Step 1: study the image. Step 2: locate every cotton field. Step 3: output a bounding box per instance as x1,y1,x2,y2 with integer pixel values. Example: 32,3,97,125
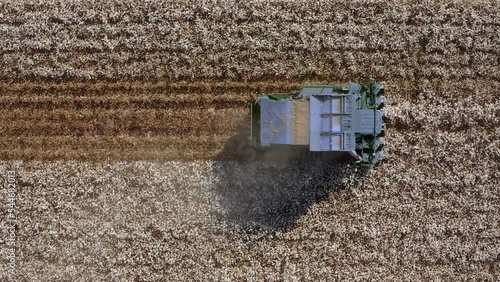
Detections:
0,0,499,281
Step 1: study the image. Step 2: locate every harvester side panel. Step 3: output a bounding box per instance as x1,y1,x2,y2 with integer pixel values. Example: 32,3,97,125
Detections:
310,94,355,152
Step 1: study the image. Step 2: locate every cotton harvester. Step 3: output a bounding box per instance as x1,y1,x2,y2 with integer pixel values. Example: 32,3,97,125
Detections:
245,80,385,167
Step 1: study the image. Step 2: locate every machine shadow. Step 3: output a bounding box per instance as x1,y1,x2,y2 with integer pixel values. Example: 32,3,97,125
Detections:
212,119,368,234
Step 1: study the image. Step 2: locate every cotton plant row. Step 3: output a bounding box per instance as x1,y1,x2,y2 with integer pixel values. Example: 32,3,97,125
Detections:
0,80,301,96
1,18,495,52
0,92,248,107
0,0,498,81
0,0,407,25
0,150,497,280
385,96,499,131
0,0,496,28
2,22,417,53
2,0,495,26
2,49,497,81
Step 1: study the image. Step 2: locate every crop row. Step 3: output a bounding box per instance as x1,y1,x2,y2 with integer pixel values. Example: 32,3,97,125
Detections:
0,0,498,81
1,0,498,26
0,93,248,110
0,80,298,95
0,135,231,161
0,107,245,136
3,23,497,53
2,51,498,81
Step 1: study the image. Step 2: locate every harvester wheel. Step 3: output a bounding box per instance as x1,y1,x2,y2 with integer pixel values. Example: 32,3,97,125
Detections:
378,129,386,137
